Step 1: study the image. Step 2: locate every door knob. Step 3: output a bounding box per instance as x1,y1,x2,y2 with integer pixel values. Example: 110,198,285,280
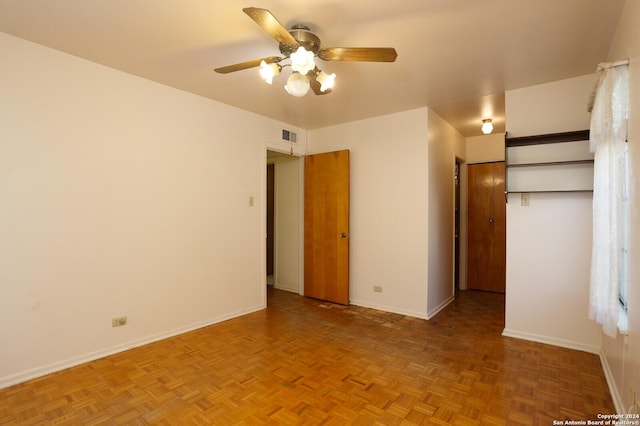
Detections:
339,232,350,239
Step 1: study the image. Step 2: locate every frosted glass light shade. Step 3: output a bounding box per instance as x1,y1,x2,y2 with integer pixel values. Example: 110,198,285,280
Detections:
259,60,280,84
285,72,310,97
290,47,315,75
482,119,493,134
316,71,336,92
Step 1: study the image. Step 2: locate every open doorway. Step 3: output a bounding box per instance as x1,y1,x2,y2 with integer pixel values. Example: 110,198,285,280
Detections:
266,163,275,285
266,150,303,298
455,159,461,291
455,157,468,292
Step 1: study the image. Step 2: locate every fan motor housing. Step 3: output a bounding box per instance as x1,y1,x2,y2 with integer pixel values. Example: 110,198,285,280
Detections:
280,25,321,56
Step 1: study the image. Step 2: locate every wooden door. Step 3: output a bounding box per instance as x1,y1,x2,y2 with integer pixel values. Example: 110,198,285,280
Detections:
304,150,350,304
467,162,506,293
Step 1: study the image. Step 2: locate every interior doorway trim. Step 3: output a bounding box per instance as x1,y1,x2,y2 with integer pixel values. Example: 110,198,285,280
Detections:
455,157,468,291
262,145,305,306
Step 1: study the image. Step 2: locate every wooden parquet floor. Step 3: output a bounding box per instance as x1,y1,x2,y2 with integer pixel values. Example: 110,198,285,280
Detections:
0,288,614,425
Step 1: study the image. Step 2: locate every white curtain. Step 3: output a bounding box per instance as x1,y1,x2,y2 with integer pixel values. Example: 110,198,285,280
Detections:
588,62,629,338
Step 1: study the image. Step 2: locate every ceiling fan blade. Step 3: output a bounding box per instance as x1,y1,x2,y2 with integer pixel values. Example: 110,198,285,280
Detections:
214,56,282,74
308,70,332,95
243,7,300,48
318,47,398,62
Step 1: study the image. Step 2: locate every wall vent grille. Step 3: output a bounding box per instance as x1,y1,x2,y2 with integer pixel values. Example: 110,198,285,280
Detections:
282,129,297,143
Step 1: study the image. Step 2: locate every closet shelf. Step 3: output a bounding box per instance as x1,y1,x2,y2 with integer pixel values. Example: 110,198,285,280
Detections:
505,129,592,199
507,159,594,168
506,130,590,147
506,189,593,194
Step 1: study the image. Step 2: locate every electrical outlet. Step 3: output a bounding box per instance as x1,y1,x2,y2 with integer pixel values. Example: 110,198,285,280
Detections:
112,316,127,327
373,285,383,293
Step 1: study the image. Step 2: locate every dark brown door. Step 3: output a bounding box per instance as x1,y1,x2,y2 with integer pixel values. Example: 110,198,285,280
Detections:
467,162,506,293
304,150,350,304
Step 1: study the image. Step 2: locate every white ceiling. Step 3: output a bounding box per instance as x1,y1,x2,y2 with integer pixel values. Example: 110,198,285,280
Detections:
0,0,625,136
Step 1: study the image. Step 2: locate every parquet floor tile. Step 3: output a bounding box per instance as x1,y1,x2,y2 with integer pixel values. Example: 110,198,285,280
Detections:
0,288,614,424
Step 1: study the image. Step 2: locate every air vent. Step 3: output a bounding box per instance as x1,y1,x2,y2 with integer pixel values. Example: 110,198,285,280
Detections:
282,129,297,143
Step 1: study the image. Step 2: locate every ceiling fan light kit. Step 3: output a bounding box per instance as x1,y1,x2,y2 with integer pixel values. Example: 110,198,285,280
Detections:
214,7,397,97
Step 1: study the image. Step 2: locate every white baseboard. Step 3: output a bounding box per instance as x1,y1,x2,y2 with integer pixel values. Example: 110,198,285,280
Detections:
427,295,455,319
349,299,429,320
598,348,625,414
502,328,600,354
0,304,265,390
274,284,299,294
350,294,455,321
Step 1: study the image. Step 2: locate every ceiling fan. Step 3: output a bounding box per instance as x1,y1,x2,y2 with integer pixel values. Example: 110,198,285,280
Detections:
214,7,398,97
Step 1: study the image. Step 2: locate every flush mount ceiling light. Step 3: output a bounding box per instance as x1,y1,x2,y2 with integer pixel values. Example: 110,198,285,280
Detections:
482,119,494,134
214,7,397,97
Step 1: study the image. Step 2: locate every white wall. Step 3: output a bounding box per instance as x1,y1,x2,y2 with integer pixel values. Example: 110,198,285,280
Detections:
504,75,603,353
427,110,466,317
600,0,640,414
0,32,298,388
273,155,302,294
308,109,431,318
307,107,464,319
506,75,596,138
466,133,506,164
